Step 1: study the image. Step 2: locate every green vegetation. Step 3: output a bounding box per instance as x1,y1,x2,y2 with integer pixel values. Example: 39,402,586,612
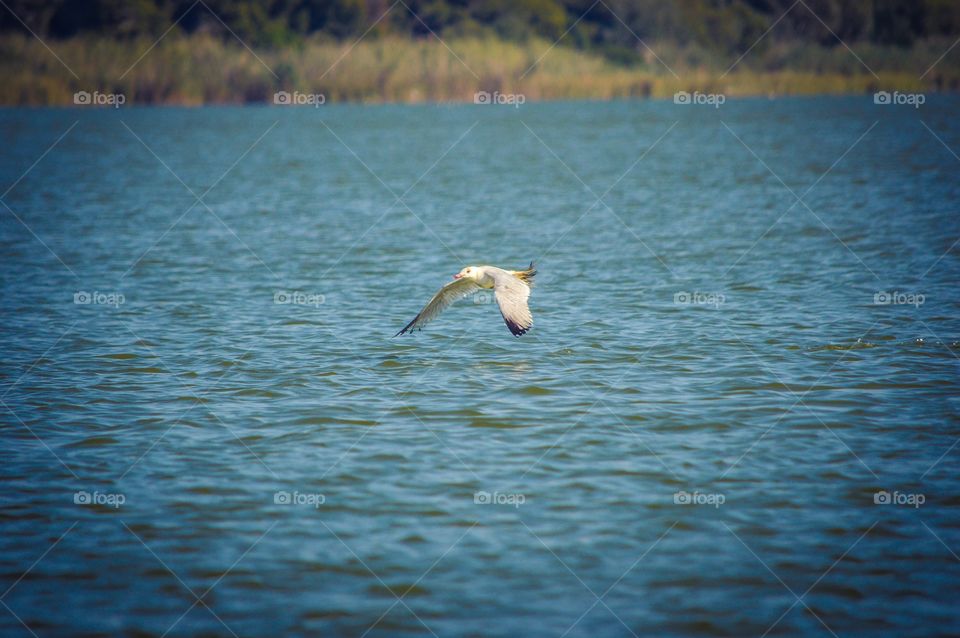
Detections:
6,0,960,52
1,1,958,104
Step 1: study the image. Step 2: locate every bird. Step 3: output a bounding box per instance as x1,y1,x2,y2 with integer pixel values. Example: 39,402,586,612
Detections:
395,262,537,337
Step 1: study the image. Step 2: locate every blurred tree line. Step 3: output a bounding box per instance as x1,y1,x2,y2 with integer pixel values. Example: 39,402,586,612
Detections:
2,0,959,58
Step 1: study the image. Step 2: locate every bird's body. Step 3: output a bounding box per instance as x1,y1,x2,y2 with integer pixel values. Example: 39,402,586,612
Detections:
395,262,536,337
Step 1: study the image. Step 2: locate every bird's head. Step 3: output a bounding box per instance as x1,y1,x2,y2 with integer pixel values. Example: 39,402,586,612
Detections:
453,266,480,282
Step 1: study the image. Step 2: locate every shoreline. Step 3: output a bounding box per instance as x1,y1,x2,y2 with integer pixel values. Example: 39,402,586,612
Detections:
1,89,955,109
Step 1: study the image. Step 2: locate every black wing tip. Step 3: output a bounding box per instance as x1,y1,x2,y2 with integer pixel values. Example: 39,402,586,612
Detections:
395,314,421,337
505,319,531,337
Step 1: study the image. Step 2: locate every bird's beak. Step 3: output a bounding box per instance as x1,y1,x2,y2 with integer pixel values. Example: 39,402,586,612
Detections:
452,273,463,279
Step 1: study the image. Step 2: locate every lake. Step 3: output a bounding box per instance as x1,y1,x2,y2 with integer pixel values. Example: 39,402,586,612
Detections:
1,97,959,637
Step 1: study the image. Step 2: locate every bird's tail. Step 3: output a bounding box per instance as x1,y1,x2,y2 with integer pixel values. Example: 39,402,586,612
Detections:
511,261,537,287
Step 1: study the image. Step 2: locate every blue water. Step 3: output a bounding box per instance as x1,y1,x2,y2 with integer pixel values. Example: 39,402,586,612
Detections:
1,97,959,637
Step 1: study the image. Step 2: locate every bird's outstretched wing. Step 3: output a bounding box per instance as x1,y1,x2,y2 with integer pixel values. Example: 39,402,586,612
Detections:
492,271,533,336
395,278,479,336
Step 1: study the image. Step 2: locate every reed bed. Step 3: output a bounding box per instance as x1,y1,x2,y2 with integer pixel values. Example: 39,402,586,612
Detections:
0,33,953,105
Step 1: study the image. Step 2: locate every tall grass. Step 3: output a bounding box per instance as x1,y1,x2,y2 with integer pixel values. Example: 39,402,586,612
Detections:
0,32,955,105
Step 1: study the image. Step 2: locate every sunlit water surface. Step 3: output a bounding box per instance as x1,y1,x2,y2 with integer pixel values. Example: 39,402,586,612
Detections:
1,98,959,637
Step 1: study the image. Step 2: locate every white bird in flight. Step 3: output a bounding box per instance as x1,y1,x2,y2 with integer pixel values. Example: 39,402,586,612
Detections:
395,262,537,337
